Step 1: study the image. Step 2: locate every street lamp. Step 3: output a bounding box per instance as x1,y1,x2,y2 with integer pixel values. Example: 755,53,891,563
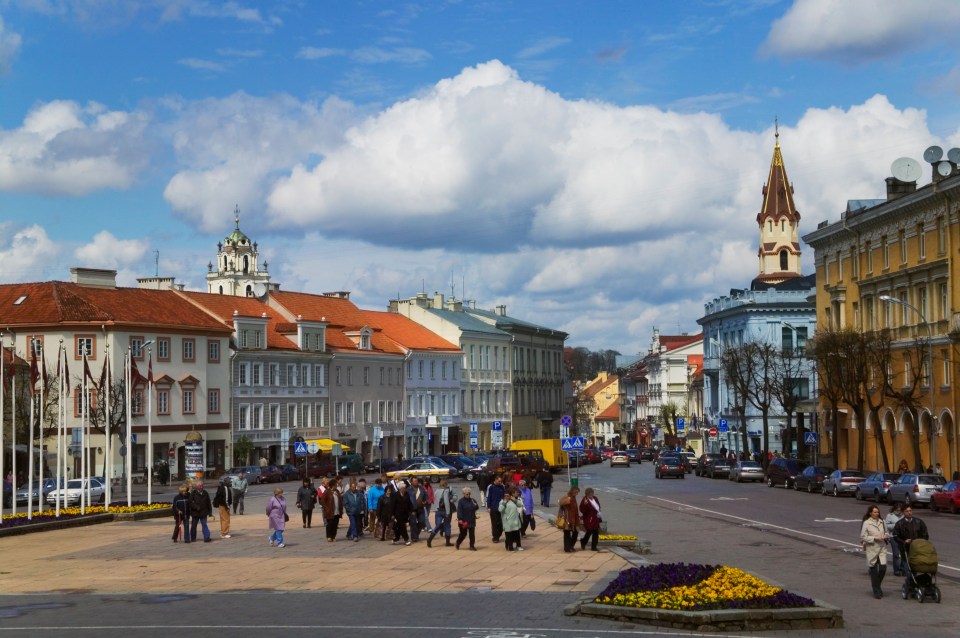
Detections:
879,294,936,469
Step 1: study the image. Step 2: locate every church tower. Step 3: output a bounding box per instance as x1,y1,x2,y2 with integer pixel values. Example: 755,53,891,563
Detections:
206,207,276,297
754,129,802,286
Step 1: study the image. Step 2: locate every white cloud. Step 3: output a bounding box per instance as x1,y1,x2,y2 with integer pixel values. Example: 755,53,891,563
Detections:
517,36,571,59
0,225,59,283
0,99,150,195
74,230,149,269
0,16,22,74
762,0,960,62
297,46,344,60
178,58,225,72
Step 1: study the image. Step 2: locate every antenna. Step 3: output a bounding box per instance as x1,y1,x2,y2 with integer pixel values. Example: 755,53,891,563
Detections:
937,161,952,177
154,250,160,277
948,148,960,164
923,145,944,163
891,157,922,183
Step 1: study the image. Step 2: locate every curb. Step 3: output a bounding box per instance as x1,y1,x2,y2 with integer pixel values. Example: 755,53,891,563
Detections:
0,506,171,538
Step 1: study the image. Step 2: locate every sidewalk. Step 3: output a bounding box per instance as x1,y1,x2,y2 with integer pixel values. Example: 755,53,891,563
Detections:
0,500,629,595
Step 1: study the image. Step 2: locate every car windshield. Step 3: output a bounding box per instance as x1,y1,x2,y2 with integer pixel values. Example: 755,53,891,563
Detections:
741,462,761,468
66,480,83,489
920,476,946,485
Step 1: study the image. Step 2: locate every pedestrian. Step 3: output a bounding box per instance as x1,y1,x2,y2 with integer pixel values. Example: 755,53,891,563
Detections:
517,480,536,536
455,486,479,551
422,477,435,524
486,475,505,543
212,476,232,539
499,488,524,551
344,479,366,541
884,502,905,576
893,504,929,592
537,468,553,507
366,478,385,535
558,487,581,553
356,478,367,537
231,470,248,515
320,477,344,542
316,477,330,528
377,483,396,541
392,483,412,545
477,471,491,508
427,477,454,547
296,478,317,528
408,477,428,542
188,481,213,543
171,484,189,543
933,463,944,477
579,487,602,551
860,504,889,599
897,459,909,474
266,486,287,548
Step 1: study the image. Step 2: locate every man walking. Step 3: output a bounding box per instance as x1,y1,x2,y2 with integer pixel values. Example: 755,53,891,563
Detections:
212,476,232,538
367,478,385,535
408,477,428,542
518,479,536,536
188,481,213,543
486,475,505,543
231,470,248,515
427,478,454,547
344,479,366,541
893,504,930,592
537,468,553,507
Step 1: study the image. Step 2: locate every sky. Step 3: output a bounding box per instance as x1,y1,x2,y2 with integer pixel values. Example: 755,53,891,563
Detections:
2,0,960,356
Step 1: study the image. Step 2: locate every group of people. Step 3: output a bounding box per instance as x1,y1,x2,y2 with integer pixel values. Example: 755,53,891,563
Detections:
171,477,234,543
556,486,603,553
859,501,930,599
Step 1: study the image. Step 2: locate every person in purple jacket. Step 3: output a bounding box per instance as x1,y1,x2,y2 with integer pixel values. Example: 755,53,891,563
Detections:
266,487,287,548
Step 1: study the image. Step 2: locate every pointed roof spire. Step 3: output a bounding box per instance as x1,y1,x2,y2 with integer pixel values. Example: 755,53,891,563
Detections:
756,127,797,224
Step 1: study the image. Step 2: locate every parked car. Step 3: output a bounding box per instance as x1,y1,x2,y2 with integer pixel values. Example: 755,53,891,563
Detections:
610,452,630,467
601,448,616,460
566,451,587,467
793,465,832,493
333,453,365,476
624,448,641,464
695,453,723,477
679,452,696,473
14,477,65,506
638,448,656,462
364,457,401,475
258,465,283,483
440,454,481,481
704,456,733,479
821,469,867,497
583,449,603,464
298,458,337,479
654,456,685,479
386,462,455,483
855,472,901,503
929,480,960,514
887,473,947,506
728,460,764,483
766,457,807,489
277,464,300,481
46,478,105,506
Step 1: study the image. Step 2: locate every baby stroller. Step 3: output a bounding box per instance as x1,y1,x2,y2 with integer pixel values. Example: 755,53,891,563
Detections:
901,538,941,603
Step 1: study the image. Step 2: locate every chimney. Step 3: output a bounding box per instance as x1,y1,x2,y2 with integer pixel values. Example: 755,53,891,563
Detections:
495,304,507,316
136,276,176,290
886,177,917,201
70,267,117,288
322,291,351,299
433,293,445,309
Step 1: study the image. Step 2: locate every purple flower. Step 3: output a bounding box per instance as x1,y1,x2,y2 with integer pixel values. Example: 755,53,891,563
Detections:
598,563,719,598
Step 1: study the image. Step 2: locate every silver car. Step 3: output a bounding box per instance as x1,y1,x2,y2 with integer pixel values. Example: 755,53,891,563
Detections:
887,473,947,506
728,460,764,483
46,478,106,507
854,472,901,503
821,469,866,497
15,477,64,506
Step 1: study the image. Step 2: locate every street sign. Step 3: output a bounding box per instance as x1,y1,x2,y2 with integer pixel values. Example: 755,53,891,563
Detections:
560,415,572,427
294,441,308,456
470,422,479,433
640,428,648,436
469,432,479,449
307,442,319,454
373,426,382,442
441,426,449,445
561,436,585,451
560,425,569,439
718,418,728,433
677,418,685,431
804,431,818,445
332,443,343,456
131,433,137,444
708,427,718,437
492,420,502,431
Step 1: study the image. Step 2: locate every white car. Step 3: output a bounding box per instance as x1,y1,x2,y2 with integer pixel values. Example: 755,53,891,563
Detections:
46,478,106,507
610,453,630,467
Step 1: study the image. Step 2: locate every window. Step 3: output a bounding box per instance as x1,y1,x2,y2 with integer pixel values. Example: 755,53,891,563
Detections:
418,360,424,379
238,362,249,386
904,357,912,386
157,389,170,415
182,389,194,415
781,325,807,354
130,336,145,359
866,297,875,331
182,338,195,362
208,389,220,414
157,337,171,362
938,216,946,254
851,244,859,278
363,366,369,385
287,364,298,387
314,364,325,387
346,402,355,423
442,361,447,380
918,223,926,259
347,368,352,385
939,283,948,321
836,250,842,280
882,235,889,269
387,401,394,422
301,364,310,387
27,336,43,358
75,335,95,359
269,404,279,428
899,230,907,264
898,291,909,325
251,404,262,429
287,404,297,429
300,403,310,428
430,360,435,379
269,363,280,386
919,286,929,320
208,340,220,363
942,349,950,386
316,403,325,428
334,402,343,424
132,389,144,415
238,405,248,430
780,249,788,271
865,241,873,273
469,345,475,369
363,401,371,424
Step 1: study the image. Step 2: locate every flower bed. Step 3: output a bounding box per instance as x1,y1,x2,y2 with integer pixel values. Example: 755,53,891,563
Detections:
598,534,637,541
0,502,171,536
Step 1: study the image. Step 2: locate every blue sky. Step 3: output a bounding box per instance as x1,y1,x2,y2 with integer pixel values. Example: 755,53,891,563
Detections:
2,0,960,354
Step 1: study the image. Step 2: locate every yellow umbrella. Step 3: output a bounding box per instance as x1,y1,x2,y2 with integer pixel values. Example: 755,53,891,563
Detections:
305,438,352,453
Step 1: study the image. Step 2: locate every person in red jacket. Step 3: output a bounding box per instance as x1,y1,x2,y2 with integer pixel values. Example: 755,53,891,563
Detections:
578,487,602,551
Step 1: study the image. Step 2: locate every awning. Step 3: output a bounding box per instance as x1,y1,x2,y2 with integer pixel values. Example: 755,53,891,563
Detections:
304,438,352,453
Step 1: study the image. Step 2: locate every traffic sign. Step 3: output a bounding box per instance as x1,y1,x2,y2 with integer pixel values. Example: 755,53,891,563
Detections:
492,420,502,431
469,432,479,449
307,442,319,454
560,415,572,427
804,431,818,445
708,427,718,437
640,428,647,436
470,422,479,433
676,418,685,431
718,418,728,433
561,436,585,451
294,441,308,455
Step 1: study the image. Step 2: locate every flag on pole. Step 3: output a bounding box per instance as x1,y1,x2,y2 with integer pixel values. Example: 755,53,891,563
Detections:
83,354,94,384
30,352,39,387
99,357,109,392
131,358,145,387
147,353,153,384
54,345,70,395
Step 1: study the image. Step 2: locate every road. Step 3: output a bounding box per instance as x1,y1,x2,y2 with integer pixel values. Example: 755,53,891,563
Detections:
0,460,957,638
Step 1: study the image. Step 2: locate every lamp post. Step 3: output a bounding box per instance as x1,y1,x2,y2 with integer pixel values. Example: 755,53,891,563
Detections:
880,295,936,469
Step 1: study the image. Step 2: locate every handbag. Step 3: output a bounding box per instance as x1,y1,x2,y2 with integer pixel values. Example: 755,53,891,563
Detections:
555,507,567,529
283,512,290,522
458,519,469,529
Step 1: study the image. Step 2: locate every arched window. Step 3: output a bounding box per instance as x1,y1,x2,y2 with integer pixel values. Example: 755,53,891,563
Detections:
243,255,249,274
223,256,228,270
218,285,223,295
246,284,253,297
768,220,772,232
780,249,789,270
781,219,785,232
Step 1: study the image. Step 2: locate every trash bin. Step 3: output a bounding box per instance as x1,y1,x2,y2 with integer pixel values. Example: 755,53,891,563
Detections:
570,476,579,489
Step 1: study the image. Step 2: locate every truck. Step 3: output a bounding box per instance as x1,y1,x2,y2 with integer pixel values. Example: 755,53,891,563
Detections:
510,439,568,472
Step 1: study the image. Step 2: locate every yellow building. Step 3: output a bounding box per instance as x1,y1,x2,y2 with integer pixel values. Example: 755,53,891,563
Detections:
803,148,960,476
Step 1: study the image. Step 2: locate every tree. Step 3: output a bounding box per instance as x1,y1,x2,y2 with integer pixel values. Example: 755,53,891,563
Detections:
877,328,928,472
658,402,681,438
721,344,756,457
771,346,807,456
807,329,846,471
234,435,253,465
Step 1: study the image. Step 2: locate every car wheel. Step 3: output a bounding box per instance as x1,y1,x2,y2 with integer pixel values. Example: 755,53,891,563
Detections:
465,472,475,481
794,480,800,491
855,489,863,501
930,500,939,512
806,482,813,494
821,485,828,495
767,477,774,488
874,490,882,503
833,486,840,497
784,479,790,489
950,502,958,515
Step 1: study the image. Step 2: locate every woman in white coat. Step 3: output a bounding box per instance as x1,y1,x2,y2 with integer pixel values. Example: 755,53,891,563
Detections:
860,504,889,599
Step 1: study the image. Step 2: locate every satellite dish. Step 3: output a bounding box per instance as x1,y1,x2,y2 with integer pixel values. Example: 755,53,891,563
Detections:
891,157,922,183
937,161,953,177
923,145,944,163
253,283,268,298
948,148,960,164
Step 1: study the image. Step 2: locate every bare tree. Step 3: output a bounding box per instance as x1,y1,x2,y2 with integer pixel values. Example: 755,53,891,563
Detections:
877,328,928,472
807,330,846,471
771,347,807,456
721,344,756,457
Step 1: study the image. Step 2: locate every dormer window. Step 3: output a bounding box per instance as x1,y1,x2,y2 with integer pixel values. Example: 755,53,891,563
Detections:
360,332,371,350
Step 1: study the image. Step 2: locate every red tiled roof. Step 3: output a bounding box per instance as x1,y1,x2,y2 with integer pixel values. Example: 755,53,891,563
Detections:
595,403,620,420
359,310,460,353
0,282,232,333
178,291,297,351
658,333,702,352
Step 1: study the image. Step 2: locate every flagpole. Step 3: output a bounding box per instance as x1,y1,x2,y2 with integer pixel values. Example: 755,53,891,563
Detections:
37,344,45,516
1,334,5,517
104,343,111,511
125,349,132,507
11,344,17,518
81,352,88,515
56,341,63,518
27,353,35,521
146,348,153,505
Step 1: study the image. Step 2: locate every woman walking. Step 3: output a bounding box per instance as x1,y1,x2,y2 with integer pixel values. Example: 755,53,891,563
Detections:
296,478,317,528
266,487,287,548
455,487,479,551
499,487,524,551
860,504,889,598
579,487,602,551
884,502,905,576
171,485,189,542
558,486,581,553
377,484,396,541
320,477,343,542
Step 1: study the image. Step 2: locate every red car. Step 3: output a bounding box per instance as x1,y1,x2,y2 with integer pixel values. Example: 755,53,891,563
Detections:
584,449,603,464
930,480,960,514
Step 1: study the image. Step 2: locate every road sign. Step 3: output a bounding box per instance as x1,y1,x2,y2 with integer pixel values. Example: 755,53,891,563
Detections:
640,428,648,436
492,420,502,431
804,431,818,445
469,432,479,449
708,427,718,437
560,425,569,439
441,426,449,445
718,418,728,433
561,436,585,451
677,418,685,431
561,415,572,427
470,422,479,433
307,442,319,454
294,441,308,455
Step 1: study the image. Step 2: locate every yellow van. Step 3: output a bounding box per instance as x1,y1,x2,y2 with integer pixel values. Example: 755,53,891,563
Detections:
509,439,568,471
